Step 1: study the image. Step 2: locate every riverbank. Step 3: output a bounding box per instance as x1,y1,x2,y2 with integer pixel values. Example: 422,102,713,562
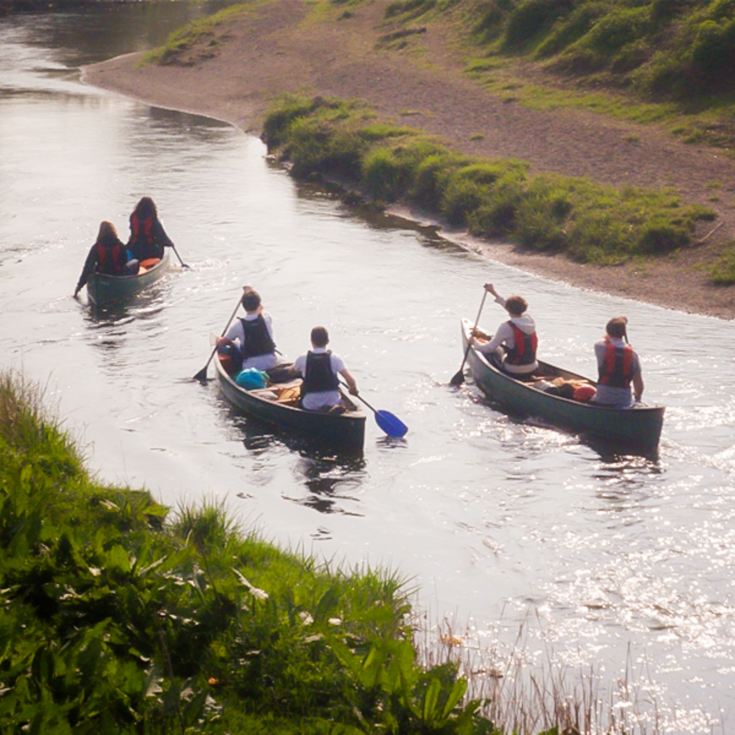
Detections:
82,0,735,319
0,370,490,732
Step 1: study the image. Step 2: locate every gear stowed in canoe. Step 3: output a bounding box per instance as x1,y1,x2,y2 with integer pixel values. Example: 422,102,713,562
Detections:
459,319,665,450
85,251,171,305
214,355,367,452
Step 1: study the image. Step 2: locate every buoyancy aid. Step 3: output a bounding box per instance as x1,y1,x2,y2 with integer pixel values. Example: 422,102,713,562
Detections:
598,337,635,388
130,213,155,246
301,351,339,396
505,321,538,365
95,241,126,275
239,315,276,359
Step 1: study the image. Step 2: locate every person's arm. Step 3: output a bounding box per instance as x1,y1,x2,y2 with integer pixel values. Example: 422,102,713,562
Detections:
217,320,243,348
339,367,359,396
633,370,644,403
484,283,506,309
154,218,174,248
473,322,510,354
74,246,97,296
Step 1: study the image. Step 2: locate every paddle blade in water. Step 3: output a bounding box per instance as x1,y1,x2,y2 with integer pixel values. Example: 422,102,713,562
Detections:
193,367,208,382
375,410,408,438
449,369,465,386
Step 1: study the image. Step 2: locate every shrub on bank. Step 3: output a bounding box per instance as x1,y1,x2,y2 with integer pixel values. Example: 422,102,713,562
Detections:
263,95,714,265
0,371,491,733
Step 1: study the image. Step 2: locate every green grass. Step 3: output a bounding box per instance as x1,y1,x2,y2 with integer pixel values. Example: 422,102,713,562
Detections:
0,370,492,733
264,94,715,265
404,1,735,150
141,3,253,65
708,241,735,284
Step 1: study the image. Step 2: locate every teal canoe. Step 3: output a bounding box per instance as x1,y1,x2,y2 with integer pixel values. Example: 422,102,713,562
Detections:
461,319,665,450
86,251,170,305
215,356,366,452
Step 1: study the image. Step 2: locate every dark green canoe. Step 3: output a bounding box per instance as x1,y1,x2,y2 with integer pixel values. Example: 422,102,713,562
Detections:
86,251,170,305
461,319,665,450
215,357,366,452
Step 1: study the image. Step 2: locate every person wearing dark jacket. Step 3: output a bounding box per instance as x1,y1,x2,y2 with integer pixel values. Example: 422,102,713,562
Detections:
127,196,174,261
74,221,129,297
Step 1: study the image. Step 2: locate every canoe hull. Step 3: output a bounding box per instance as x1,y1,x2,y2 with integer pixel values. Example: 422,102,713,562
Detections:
215,358,366,452
461,320,664,450
86,251,170,305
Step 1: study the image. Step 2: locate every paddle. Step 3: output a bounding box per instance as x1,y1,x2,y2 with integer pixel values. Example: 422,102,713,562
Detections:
450,289,488,386
340,381,408,438
193,289,245,382
170,244,191,270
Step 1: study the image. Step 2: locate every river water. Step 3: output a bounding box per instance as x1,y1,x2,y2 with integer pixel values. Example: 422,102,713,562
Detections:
1,6,734,732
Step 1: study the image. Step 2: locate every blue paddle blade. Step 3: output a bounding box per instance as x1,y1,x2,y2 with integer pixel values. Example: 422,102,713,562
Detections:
375,410,408,438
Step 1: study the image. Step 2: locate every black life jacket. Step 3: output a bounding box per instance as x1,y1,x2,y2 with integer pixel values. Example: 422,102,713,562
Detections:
598,337,635,388
95,241,126,275
239,315,276,359
301,351,339,396
505,321,538,365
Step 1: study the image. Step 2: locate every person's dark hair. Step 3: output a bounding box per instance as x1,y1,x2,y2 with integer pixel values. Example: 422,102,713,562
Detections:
606,316,628,339
242,289,261,312
96,220,119,246
505,295,527,316
310,326,329,348
134,196,157,220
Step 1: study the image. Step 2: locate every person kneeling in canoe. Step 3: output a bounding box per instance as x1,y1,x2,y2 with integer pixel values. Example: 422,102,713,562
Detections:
472,283,538,379
127,196,174,262
591,316,644,408
73,220,135,297
217,288,279,373
294,326,359,412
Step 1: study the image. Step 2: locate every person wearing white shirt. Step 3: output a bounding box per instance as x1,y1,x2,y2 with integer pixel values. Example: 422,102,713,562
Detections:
471,283,539,377
217,289,278,372
293,326,358,411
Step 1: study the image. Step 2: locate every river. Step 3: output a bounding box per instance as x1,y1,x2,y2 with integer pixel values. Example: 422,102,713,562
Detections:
1,5,734,732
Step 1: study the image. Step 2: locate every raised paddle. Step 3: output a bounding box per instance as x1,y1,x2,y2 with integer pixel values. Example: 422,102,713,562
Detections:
450,289,488,386
340,381,408,438
170,244,191,270
193,289,245,382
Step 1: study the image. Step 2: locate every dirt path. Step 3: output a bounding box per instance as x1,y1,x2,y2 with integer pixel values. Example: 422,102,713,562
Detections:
83,0,735,319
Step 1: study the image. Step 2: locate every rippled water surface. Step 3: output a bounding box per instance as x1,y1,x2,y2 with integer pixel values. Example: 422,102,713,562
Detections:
1,7,734,732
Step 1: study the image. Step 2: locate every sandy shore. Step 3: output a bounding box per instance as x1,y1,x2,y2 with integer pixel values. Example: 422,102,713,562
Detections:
83,0,735,319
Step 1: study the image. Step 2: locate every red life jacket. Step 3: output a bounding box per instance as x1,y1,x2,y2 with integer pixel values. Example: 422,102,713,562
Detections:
505,321,538,365
130,213,155,246
95,241,126,275
598,337,635,388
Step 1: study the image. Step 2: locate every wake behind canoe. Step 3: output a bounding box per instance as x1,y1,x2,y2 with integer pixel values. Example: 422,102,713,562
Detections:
460,319,664,450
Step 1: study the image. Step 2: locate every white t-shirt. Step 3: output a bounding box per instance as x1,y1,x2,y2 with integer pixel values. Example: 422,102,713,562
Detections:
293,348,345,410
225,312,278,371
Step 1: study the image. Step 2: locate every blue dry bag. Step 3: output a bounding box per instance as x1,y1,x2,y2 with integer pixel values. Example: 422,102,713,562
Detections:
235,368,268,390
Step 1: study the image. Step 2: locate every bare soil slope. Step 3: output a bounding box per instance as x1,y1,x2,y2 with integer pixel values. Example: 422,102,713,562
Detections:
83,0,735,318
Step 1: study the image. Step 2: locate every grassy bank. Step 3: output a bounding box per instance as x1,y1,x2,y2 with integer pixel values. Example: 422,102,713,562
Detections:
380,0,735,149
0,371,492,733
263,94,715,267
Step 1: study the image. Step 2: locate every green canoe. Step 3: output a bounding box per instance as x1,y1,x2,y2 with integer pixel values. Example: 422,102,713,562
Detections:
86,251,170,305
461,319,665,450
215,357,366,452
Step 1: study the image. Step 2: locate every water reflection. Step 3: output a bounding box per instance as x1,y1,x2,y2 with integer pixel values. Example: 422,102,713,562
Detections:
290,453,366,516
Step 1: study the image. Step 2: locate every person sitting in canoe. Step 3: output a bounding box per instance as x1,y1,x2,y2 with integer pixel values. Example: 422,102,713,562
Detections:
216,288,279,373
73,220,133,297
471,283,538,378
293,326,359,411
591,316,644,408
126,196,174,262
